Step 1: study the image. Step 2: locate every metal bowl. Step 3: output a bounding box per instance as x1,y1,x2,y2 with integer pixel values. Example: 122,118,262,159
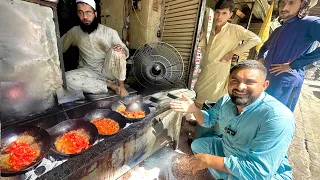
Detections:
1,125,51,175
83,109,127,135
47,119,98,156
111,101,150,122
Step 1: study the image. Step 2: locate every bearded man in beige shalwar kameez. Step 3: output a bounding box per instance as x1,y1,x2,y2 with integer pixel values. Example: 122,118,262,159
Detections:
61,0,129,97
194,0,261,108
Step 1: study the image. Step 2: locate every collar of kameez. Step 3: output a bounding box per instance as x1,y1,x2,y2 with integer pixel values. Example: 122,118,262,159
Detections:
221,22,229,31
240,92,266,114
280,16,300,25
212,22,229,33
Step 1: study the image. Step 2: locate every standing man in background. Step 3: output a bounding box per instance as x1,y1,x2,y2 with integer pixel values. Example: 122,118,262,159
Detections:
188,0,261,137
194,0,261,108
257,0,320,111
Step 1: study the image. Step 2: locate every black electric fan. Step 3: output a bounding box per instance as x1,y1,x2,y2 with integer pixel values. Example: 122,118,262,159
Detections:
132,42,184,90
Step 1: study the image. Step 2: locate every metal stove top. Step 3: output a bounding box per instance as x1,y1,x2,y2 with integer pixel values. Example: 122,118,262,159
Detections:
1,88,195,180
23,123,134,180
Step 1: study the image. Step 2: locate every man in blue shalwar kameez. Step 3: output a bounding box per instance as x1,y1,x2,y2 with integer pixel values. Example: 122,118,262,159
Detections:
257,0,320,111
170,60,295,179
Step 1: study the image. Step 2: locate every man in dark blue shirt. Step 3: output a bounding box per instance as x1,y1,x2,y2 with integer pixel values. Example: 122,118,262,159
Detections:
257,0,320,111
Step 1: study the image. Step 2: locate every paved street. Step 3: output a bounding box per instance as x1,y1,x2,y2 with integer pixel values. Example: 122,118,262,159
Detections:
289,80,320,180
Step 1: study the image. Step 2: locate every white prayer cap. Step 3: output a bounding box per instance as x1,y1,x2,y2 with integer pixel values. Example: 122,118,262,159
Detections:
76,0,96,10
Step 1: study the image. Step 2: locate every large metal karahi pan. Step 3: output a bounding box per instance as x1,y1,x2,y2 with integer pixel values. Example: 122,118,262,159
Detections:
1,125,51,175
47,119,98,156
111,96,150,122
83,109,127,135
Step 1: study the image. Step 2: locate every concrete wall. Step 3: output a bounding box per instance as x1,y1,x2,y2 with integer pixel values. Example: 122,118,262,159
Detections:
129,0,161,49
100,0,162,49
100,0,126,40
206,0,215,9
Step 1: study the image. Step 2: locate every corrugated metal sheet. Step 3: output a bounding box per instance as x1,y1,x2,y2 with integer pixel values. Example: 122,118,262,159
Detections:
161,0,201,79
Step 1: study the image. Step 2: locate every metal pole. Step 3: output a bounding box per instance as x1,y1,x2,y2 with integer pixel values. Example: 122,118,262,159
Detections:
187,0,207,89
246,1,256,29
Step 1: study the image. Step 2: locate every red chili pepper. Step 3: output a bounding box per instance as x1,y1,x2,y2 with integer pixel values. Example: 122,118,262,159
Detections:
55,130,89,154
3,140,40,171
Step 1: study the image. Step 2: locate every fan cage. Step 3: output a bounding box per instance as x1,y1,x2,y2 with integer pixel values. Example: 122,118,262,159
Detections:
132,42,185,90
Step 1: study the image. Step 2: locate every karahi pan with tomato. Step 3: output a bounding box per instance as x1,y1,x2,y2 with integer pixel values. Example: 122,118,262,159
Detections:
83,109,126,135
111,100,150,122
1,125,51,175
48,119,98,156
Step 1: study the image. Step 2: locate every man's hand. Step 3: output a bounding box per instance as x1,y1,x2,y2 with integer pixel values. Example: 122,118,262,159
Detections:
220,51,234,62
119,87,128,97
257,58,265,64
113,44,127,55
170,94,198,113
190,154,208,174
269,63,292,76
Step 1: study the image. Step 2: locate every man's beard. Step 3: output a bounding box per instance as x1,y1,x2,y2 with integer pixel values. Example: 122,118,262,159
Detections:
229,89,259,106
279,11,296,21
80,17,99,34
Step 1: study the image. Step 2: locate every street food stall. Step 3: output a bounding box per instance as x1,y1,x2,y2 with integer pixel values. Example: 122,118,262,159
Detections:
0,0,202,179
